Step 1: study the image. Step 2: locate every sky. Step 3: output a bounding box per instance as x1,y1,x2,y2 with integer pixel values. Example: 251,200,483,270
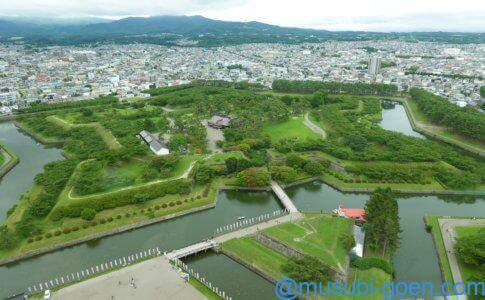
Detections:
1,0,484,32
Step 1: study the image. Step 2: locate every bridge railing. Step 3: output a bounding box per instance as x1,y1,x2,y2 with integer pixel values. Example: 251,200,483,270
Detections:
213,209,289,237
25,247,162,295
172,258,232,300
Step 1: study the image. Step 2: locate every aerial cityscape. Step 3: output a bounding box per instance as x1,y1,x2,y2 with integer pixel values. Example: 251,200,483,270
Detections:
0,0,484,299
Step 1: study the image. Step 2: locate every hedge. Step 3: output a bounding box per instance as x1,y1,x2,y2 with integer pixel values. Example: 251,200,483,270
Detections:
50,179,190,220
351,257,394,275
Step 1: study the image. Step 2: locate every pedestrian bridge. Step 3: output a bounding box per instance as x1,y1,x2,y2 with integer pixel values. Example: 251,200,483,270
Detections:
270,181,299,213
165,240,215,260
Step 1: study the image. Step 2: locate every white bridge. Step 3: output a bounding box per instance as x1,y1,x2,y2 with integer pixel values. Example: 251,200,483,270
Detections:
270,181,299,213
165,240,216,260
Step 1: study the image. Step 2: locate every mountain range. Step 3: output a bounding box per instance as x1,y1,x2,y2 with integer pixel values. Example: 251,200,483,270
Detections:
0,15,482,45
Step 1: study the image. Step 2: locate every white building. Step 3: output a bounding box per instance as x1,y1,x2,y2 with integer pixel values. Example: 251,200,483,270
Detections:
368,56,381,76
138,130,170,156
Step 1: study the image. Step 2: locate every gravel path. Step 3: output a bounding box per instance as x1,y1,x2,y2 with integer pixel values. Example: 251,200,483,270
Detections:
303,112,327,139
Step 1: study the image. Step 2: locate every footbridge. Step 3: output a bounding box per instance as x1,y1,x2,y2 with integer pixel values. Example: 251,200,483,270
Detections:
270,181,299,213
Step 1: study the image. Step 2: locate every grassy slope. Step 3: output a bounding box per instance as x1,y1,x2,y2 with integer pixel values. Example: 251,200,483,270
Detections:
46,115,121,150
405,98,485,154
454,226,485,282
0,150,4,166
188,278,222,300
222,236,288,280
264,212,352,271
353,268,392,300
424,216,454,283
261,116,320,143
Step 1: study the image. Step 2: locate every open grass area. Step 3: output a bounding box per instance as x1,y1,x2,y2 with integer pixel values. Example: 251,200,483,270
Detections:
0,150,4,166
353,268,392,300
424,216,454,283
261,116,320,143
222,236,288,280
454,225,485,282
264,212,353,272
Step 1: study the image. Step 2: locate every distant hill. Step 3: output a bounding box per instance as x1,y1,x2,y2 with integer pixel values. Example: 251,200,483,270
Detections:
0,15,482,45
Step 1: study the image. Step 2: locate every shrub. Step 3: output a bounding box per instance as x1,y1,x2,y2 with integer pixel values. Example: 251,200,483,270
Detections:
81,208,97,221
154,205,160,210
176,200,182,205
169,202,175,207
54,230,62,236
161,203,168,208
116,215,122,219
107,217,113,222
90,221,98,226
100,219,106,224
62,228,71,234
27,238,34,243
71,226,79,231
184,199,188,203
82,223,89,229
125,213,131,217
147,208,152,212
351,257,393,274
45,233,53,239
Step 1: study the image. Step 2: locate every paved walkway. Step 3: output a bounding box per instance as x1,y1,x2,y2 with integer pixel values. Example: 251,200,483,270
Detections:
270,181,299,213
165,212,303,259
303,112,327,139
438,218,485,289
51,257,206,300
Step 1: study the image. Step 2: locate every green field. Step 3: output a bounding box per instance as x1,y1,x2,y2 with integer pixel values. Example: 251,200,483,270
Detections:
261,116,320,143
424,216,454,283
0,149,4,166
222,236,288,280
353,268,392,300
264,212,353,272
454,225,485,282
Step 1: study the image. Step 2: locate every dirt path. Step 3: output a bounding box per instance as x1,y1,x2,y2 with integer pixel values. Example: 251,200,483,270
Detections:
303,112,327,139
201,120,223,153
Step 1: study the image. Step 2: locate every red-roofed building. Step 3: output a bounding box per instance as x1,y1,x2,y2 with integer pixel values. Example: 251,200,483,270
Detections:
337,204,366,223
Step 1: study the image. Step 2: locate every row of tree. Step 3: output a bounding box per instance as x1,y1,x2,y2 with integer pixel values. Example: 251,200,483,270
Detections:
410,88,485,141
272,79,398,96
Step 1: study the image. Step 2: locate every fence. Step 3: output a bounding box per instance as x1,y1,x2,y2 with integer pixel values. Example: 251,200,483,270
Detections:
26,247,162,294
172,258,231,300
213,209,288,236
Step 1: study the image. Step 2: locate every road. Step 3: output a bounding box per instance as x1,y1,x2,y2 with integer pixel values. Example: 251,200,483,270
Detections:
303,112,327,139
51,257,206,300
438,218,485,288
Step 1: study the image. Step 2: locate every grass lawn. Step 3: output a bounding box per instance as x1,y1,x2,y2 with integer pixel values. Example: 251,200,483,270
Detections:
454,225,485,282
221,236,288,280
424,216,454,283
353,268,392,300
264,212,353,272
204,151,244,165
261,116,320,143
189,277,222,300
0,150,4,166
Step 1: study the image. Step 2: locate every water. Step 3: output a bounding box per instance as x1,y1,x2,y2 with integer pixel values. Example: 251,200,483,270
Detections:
285,181,485,286
380,102,425,138
1,121,485,299
0,122,63,223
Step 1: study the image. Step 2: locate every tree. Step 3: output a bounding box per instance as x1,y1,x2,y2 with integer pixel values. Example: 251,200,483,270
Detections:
364,188,400,255
344,134,368,151
81,208,97,221
236,167,270,187
286,153,307,170
310,90,328,108
225,157,238,174
455,229,485,267
303,160,324,176
195,165,214,184
269,165,298,184
282,255,332,283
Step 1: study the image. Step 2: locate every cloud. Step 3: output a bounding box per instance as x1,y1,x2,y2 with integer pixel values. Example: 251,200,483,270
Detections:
1,0,484,31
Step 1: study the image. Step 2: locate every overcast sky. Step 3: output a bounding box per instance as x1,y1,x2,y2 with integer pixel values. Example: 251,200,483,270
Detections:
1,0,484,32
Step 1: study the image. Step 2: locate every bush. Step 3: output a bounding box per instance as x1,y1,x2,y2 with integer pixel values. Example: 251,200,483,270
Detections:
45,232,53,239
82,223,89,229
90,221,98,226
71,226,79,231
169,202,175,207
54,230,62,236
50,179,191,220
269,165,298,184
125,213,131,217
161,203,168,208
154,205,160,210
236,167,271,187
116,215,122,219
351,257,393,274
62,228,71,234
107,217,113,222
81,208,97,221
100,219,106,224
27,238,34,243
176,200,182,205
